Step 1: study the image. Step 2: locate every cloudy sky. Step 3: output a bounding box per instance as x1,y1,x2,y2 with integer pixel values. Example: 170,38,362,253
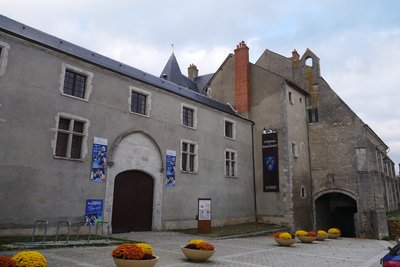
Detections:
2,0,400,172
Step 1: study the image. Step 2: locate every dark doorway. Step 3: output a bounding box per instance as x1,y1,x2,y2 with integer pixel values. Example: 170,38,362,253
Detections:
112,170,154,233
315,193,357,237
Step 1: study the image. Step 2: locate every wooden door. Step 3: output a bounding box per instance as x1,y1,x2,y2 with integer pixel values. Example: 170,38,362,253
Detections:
112,170,154,233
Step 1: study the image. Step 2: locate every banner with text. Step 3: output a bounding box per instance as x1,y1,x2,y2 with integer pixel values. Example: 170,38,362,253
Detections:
166,150,176,186
262,131,279,192
90,137,107,183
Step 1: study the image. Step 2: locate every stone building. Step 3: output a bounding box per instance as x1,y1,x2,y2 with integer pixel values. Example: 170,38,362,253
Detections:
205,42,398,238
0,15,255,235
0,15,398,238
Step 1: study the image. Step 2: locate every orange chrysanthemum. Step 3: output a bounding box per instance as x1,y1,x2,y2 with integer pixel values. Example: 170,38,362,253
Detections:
196,242,214,251
112,244,145,260
0,255,16,267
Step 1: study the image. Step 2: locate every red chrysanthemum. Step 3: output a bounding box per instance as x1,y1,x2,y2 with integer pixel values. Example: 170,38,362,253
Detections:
0,255,16,267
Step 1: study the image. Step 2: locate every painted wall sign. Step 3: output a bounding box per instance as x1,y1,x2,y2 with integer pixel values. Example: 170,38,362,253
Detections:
198,198,211,220
90,137,107,182
262,131,279,192
84,199,103,226
166,149,176,186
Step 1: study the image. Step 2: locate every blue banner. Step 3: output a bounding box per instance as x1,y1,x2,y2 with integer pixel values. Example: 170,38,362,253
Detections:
166,150,176,186
90,137,107,182
84,199,103,226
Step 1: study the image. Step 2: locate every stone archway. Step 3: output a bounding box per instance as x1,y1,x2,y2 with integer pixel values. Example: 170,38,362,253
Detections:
104,131,163,233
315,192,358,237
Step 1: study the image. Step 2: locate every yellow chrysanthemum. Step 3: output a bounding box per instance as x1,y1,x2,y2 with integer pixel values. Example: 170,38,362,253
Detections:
188,239,206,245
295,230,308,236
12,251,47,267
279,232,293,240
317,230,327,235
328,228,340,234
136,243,154,255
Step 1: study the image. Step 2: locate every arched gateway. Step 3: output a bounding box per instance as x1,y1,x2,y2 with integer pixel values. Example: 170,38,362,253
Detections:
315,192,358,237
104,130,163,233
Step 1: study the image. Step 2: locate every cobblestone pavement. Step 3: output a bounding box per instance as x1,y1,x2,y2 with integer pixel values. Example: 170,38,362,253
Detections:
18,232,392,266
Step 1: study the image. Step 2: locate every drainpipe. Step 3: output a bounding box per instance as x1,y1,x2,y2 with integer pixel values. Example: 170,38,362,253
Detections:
251,122,258,227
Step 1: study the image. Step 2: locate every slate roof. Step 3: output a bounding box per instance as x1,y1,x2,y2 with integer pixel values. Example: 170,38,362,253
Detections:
160,52,214,93
0,15,241,118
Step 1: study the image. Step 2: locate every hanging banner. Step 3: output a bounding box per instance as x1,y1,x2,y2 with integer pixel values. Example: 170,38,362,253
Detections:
84,199,103,226
166,150,176,186
90,137,108,183
262,131,279,192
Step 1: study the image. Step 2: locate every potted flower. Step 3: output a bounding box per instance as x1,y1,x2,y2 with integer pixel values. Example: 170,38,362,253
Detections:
316,230,328,241
295,230,317,243
11,251,47,267
0,255,16,267
181,239,215,262
272,232,296,246
328,228,341,239
112,243,159,267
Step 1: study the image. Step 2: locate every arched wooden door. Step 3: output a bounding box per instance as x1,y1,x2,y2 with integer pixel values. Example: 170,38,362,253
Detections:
112,170,154,233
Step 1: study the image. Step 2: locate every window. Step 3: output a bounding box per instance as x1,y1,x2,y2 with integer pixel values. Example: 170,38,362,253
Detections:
183,107,194,127
0,40,10,77
225,150,237,177
308,108,319,123
181,140,197,173
131,91,146,114
291,142,298,158
224,119,235,139
54,114,88,160
129,86,151,117
301,186,306,198
288,91,293,104
181,104,197,128
63,70,87,98
60,63,93,100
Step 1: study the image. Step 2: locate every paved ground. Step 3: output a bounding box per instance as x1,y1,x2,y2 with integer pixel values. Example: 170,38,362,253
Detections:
5,231,393,266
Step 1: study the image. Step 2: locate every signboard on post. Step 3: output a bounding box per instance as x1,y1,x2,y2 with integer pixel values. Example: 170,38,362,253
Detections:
197,198,211,234
262,130,279,192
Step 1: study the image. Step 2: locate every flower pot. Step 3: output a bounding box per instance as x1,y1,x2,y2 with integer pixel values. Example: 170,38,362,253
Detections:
274,238,296,246
328,233,340,239
113,256,159,267
316,234,328,241
297,235,317,243
181,246,215,261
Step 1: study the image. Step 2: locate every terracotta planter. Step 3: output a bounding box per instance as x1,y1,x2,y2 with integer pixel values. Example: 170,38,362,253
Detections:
328,233,340,239
316,234,328,241
297,235,317,243
274,238,296,246
112,256,159,267
181,246,215,261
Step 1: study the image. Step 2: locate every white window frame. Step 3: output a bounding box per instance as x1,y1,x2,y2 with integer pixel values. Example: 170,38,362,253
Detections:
181,103,197,129
59,63,93,101
180,139,198,173
0,40,10,77
53,112,89,161
291,142,299,158
129,86,152,117
224,118,236,140
225,149,237,178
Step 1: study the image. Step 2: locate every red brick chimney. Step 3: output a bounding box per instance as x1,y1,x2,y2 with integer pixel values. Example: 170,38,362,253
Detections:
234,41,250,113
